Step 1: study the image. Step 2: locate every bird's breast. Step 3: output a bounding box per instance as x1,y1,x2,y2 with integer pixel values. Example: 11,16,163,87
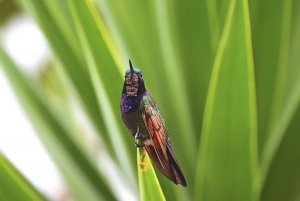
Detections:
121,108,149,139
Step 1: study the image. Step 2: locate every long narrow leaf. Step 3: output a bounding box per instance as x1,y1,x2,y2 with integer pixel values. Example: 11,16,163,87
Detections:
261,99,300,201
251,0,293,155
194,1,259,200
261,1,300,199
41,0,81,58
171,0,212,146
67,0,136,189
0,45,116,201
259,0,299,186
137,148,166,201
0,153,45,201
18,0,117,160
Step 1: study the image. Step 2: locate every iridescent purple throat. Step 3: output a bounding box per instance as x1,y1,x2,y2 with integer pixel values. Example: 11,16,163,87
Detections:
120,91,146,113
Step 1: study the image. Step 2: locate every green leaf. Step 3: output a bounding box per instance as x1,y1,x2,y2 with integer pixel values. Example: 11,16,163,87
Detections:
137,148,166,201
0,153,45,201
0,45,116,201
194,0,259,201
18,0,117,160
67,0,136,189
250,0,293,156
171,0,212,145
258,0,300,187
261,100,300,201
41,0,82,58
3,0,300,200
260,1,300,199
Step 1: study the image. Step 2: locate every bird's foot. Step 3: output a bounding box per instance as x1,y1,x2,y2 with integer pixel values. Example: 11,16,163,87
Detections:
134,127,144,147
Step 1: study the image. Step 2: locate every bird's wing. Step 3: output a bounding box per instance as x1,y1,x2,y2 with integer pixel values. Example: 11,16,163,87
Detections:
140,94,186,186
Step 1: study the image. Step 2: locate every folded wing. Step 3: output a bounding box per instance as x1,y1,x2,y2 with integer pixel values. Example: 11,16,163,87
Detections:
140,95,187,186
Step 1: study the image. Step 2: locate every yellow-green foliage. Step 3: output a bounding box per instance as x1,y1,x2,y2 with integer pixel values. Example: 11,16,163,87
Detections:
0,0,300,200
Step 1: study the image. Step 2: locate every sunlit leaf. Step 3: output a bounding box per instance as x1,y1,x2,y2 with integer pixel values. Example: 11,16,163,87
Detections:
67,0,136,189
18,0,118,160
0,153,45,201
0,45,116,201
137,148,166,201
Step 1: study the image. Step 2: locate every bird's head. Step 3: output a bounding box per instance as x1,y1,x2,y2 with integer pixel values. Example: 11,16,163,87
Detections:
123,59,146,97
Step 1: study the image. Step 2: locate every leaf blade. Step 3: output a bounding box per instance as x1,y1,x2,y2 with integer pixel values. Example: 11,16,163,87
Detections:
260,1,300,199
194,0,259,200
0,45,116,201
137,148,166,201
67,0,136,189
261,100,300,201
18,0,118,160
0,153,45,201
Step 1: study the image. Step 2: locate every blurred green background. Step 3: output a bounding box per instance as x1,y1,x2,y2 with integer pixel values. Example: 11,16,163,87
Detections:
0,0,299,200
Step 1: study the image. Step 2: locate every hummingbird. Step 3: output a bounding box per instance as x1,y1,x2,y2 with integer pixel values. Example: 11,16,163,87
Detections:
120,59,187,186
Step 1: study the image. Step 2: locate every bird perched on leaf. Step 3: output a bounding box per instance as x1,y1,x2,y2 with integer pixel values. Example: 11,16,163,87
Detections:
120,59,187,186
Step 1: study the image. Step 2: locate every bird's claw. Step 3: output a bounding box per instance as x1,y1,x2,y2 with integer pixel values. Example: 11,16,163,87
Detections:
134,127,144,147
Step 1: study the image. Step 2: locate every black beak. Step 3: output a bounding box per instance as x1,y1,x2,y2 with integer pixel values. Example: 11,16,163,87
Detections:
129,59,134,73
